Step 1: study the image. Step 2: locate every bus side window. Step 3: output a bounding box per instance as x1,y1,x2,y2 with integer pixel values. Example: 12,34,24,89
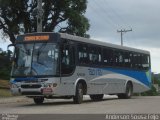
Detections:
88,46,101,65
141,54,150,70
137,54,142,69
123,52,131,68
113,50,119,66
103,48,113,66
132,53,142,69
118,51,123,67
132,53,137,69
61,45,75,75
78,44,88,65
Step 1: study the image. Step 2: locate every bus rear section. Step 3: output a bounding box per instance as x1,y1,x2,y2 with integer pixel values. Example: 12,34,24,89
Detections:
73,39,151,99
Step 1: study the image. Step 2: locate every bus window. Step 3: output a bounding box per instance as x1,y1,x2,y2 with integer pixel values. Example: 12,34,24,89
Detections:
117,51,123,67
129,53,133,68
88,46,101,65
123,52,131,68
61,45,75,75
103,48,114,66
113,50,123,67
137,54,142,69
132,53,142,69
78,44,88,65
141,54,150,70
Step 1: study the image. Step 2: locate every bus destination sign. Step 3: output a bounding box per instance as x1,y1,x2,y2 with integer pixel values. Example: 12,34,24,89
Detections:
24,35,49,41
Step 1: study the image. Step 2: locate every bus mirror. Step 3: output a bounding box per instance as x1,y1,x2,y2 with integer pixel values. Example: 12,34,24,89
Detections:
7,44,15,60
7,44,15,49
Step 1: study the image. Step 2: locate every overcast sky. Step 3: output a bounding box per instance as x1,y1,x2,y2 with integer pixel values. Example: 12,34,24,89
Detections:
0,0,160,73
85,0,160,73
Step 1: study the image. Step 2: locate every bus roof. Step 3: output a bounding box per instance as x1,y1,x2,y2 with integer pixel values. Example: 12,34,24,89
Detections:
18,32,150,55
60,33,150,55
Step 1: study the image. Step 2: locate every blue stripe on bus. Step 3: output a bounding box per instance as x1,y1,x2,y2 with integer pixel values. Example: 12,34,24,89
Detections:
11,77,37,83
103,68,152,87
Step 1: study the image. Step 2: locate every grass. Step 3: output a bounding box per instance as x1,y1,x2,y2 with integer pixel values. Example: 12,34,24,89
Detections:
0,79,10,89
0,79,12,97
0,89,12,97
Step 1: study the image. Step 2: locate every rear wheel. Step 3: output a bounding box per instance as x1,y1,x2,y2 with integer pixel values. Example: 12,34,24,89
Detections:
33,97,44,104
73,83,83,104
118,82,133,99
90,94,104,101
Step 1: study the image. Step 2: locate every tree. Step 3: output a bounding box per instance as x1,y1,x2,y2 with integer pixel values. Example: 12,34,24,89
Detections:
0,48,12,80
0,0,90,43
141,73,160,96
141,85,158,96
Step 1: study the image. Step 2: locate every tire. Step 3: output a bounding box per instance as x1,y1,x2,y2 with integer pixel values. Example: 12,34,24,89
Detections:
118,82,133,99
117,94,124,99
33,97,44,104
90,94,104,101
73,83,83,104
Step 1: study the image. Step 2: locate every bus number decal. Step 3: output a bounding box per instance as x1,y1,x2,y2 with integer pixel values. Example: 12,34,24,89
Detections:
88,69,102,76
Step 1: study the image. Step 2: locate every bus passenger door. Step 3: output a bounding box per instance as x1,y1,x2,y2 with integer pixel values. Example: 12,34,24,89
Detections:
61,45,75,75
59,44,76,95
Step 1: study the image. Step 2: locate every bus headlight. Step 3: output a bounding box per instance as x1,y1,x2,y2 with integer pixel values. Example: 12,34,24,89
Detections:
44,83,52,88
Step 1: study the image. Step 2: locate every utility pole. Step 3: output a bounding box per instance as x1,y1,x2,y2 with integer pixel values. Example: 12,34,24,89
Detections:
117,29,132,46
37,0,43,32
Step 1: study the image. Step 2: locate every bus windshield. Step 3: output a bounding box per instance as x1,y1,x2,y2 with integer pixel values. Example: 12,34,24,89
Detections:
12,43,59,77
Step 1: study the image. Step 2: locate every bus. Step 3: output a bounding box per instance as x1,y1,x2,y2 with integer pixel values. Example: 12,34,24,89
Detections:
9,32,151,104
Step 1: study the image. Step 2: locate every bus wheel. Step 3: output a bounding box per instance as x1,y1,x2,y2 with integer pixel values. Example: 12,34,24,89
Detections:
73,83,83,104
118,82,133,99
33,97,44,104
90,94,104,101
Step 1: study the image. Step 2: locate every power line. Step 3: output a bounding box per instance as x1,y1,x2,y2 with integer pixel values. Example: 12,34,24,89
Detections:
88,0,133,44
87,2,118,33
102,0,131,29
91,0,119,29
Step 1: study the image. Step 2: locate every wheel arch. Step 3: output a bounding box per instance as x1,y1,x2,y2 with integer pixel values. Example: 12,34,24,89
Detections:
74,78,87,95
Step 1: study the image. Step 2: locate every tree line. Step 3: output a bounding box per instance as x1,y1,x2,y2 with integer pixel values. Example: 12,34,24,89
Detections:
141,73,160,96
0,48,12,80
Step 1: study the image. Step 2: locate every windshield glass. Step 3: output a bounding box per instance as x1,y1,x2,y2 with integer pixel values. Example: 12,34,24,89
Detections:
12,43,59,77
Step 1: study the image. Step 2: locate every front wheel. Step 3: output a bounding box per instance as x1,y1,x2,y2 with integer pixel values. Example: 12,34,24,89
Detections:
73,83,83,104
33,97,44,104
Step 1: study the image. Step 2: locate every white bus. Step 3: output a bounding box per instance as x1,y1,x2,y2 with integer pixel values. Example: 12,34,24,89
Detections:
9,33,151,104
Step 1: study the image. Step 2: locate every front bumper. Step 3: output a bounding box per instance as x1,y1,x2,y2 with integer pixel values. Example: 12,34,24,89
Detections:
11,84,54,96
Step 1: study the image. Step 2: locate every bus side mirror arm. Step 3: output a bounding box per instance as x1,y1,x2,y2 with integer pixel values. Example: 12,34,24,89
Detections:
7,44,15,50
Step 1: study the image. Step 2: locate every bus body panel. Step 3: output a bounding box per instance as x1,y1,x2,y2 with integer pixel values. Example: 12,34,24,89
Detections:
53,66,151,96
72,66,151,95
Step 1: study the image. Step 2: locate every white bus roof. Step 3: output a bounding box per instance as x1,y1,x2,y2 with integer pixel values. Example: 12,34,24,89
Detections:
60,33,150,55
19,32,150,55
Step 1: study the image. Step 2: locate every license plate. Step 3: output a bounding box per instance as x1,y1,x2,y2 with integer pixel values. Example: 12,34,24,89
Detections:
42,88,53,94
